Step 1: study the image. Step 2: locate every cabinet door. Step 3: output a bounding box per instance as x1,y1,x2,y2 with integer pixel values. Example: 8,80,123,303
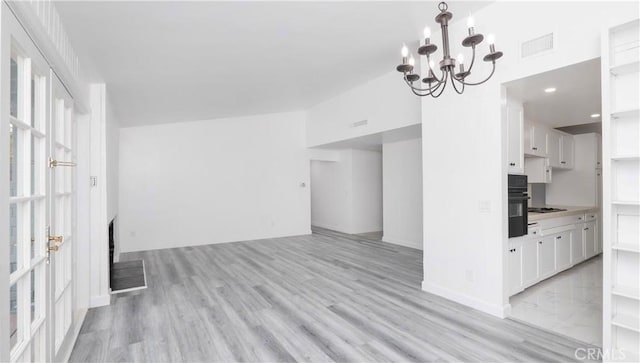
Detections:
524,122,535,155
571,224,585,265
521,239,538,287
547,131,562,168
507,102,524,173
508,243,523,295
555,231,572,271
584,221,596,258
538,236,556,278
532,125,548,156
560,135,574,169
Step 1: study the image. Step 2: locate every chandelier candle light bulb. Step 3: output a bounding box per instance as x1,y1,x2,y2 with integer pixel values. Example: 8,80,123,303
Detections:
396,1,502,97
424,26,431,44
467,16,475,35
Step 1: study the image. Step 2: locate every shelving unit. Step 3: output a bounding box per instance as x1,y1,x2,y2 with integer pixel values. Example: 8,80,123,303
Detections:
602,18,640,362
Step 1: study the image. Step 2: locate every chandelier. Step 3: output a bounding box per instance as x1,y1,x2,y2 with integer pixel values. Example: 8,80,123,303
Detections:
396,1,503,97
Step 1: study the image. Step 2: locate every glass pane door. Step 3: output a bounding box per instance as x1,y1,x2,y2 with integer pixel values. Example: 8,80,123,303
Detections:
4,13,50,362
49,73,76,360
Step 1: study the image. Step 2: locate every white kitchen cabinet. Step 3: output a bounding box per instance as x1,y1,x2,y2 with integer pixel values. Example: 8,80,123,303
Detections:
584,221,597,259
507,100,524,174
524,122,548,157
560,134,575,169
547,131,562,168
508,240,523,295
555,231,572,271
521,239,539,287
546,129,575,169
538,236,556,279
571,224,585,265
524,157,552,183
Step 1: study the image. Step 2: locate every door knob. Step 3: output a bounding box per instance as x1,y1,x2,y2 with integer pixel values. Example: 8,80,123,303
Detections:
49,235,63,244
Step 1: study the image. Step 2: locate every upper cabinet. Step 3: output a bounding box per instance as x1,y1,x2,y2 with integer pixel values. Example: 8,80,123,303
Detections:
547,129,574,169
507,99,524,174
524,121,548,157
547,130,562,167
560,133,575,169
523,119,575,171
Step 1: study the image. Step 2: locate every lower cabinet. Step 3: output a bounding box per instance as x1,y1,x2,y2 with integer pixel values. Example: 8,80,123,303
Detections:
555,231,572,272
538,236,556,279
521,239,539,287
508,241,523,295
571,225,585,264
584,221,597,259
509,213,600,297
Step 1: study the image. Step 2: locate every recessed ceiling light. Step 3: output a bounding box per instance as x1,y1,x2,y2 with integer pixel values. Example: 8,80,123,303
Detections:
544,87,556,93
591,113,600,118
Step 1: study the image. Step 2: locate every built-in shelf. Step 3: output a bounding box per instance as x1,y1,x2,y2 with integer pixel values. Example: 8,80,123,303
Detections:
611,108,640,119
612,285,640,300
613,243,640,253
612,314,640,333
613,200,640,206
611,60,640,76
612,155,640,161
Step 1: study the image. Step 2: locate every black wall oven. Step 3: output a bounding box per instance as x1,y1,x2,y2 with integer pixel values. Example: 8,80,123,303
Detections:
508,174,528,238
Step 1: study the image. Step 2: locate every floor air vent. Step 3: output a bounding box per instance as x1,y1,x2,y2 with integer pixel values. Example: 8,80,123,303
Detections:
521,33,554,58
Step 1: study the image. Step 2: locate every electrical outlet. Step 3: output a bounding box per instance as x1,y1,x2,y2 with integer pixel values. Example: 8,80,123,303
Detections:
478,200,491,213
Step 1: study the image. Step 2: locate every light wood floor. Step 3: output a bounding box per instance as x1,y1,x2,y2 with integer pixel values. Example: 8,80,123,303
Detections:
70,228,597,362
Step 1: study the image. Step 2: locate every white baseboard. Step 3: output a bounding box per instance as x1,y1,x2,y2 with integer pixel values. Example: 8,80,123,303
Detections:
421,280,507,318
89,294,110,308
382,235,423,250
310,222,347,233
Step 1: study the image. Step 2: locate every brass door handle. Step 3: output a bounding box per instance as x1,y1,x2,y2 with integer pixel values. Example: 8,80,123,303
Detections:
48,245,59,252
49,235,63,244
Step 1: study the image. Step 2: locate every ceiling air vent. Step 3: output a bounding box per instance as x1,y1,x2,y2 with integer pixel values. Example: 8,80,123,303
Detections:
351,119,368,128
521,33,554,58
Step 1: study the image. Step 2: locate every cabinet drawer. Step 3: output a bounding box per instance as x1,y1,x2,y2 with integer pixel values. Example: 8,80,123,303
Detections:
573,214,586,224
585,212,598,222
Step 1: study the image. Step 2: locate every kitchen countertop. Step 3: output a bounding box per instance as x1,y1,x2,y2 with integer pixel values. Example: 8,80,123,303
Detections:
529,205,599,222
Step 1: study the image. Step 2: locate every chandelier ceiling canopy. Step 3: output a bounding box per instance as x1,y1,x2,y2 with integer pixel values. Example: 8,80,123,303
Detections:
396,2,503,97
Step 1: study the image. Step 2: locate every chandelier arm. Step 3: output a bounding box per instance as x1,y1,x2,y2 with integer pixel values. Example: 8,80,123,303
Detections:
430,71,449,98
457,61,496,86
450,72,465,94
466,45,477,74
404,79,434,96
403,75,443,93
410,88,433,97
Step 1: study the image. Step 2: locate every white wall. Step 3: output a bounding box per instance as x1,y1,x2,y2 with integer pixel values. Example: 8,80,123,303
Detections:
118,111,311,252
383,138,423,249
351,149,383,234
418,1,638,318
306,70,420,147
310,149,382,234
105,95,120,222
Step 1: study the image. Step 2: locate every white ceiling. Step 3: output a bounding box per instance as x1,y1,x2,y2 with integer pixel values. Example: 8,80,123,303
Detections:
55,1,490,127
504,58,602,128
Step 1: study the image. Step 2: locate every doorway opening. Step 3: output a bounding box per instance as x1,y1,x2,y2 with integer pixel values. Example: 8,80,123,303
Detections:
503,58,604,346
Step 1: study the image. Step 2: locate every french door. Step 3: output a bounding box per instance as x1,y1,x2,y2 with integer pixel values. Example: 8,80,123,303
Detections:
3,4,77,362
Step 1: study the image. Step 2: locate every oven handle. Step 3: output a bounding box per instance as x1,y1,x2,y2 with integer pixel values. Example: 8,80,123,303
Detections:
508,195,530,201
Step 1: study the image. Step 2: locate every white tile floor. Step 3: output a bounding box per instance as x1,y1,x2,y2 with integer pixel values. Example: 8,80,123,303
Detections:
510,255,603,346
